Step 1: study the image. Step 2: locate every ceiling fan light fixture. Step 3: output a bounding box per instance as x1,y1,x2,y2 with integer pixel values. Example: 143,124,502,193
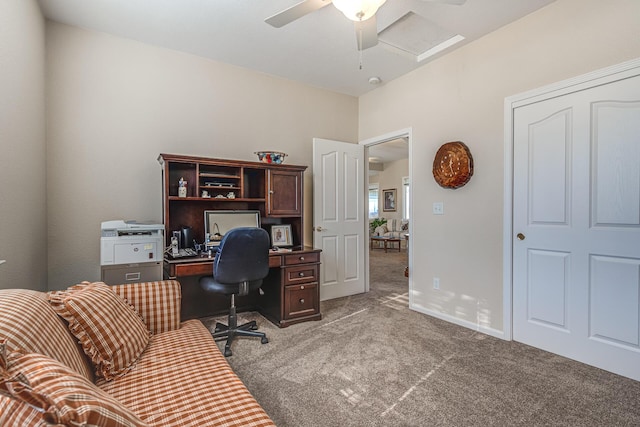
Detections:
332,0,386,22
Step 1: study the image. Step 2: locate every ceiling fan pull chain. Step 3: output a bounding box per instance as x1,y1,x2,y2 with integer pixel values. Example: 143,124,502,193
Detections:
358,27,363,70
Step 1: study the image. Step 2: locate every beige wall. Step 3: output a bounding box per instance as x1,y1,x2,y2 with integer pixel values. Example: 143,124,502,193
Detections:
0,0,47,290
45,22,358,289
4,0,638,326
372,158,408,222
359,0,640,334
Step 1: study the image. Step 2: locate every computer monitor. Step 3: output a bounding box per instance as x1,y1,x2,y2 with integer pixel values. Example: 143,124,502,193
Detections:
203,210,261,246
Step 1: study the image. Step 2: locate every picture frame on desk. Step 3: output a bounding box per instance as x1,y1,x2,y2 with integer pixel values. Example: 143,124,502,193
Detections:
271,224,292,247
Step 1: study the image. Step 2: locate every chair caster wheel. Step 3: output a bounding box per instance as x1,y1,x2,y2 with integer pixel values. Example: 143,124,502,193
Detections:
224,348,232,357
261,337,269,344
250,324,258,330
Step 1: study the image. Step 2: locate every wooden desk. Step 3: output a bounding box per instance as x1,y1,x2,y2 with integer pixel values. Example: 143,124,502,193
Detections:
164,248,322,327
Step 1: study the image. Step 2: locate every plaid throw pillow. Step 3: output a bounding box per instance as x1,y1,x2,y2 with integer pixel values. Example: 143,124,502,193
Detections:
0,347,148,427
48,282,151,380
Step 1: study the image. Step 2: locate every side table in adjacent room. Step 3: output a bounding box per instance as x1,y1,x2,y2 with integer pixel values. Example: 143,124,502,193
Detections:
370,236,401,253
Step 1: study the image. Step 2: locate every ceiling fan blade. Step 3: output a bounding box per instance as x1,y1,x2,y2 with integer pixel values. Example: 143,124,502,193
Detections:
355,16,379,51
265,0,333,28
421,0,466,5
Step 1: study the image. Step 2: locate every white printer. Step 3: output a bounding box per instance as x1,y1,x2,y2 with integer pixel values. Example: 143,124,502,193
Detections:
100,220,164,284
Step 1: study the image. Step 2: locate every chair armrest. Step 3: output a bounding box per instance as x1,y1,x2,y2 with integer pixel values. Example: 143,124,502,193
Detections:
111,280,182,334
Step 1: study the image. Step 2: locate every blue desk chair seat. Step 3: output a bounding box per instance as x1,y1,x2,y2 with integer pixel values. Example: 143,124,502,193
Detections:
199,227,270,357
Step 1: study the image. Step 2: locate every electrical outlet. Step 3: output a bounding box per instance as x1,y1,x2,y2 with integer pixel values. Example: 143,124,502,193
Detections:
433,277,440,290
433,202,444,215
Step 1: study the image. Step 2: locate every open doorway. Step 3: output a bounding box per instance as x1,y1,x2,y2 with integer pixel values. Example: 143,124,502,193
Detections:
361,130,412,302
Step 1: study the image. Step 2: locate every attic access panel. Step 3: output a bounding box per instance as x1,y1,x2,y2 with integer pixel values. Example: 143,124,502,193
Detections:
378,12,462,61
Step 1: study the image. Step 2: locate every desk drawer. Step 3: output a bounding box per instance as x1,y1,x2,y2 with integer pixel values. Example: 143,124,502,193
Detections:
269,255,282,268
172,262,212,277
284,264,318,285
283,252,320,266
284,283,318,319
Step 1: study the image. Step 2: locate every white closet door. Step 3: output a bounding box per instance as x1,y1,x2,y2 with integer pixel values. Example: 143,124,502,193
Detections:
513,74,640,381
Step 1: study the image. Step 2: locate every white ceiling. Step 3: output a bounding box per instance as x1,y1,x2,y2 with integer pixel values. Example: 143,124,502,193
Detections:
38,0,556,97
368,138,408,164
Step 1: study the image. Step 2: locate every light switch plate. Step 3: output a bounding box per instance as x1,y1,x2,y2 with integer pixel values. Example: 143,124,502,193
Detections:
433,202,444,215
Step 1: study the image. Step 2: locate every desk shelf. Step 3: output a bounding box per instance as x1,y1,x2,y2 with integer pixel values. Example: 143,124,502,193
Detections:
200,185,241,189
167,196,266,202
199,172,240,179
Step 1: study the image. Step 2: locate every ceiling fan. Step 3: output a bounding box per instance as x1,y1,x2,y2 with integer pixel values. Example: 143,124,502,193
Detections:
265,0,466,51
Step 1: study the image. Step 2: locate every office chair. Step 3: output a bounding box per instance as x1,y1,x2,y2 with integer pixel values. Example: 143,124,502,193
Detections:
199,227,270,357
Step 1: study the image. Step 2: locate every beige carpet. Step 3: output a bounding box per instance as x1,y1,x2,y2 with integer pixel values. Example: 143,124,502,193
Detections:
201,249,640,426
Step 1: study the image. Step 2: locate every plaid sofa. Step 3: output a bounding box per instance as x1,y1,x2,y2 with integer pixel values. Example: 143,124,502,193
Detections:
0,281,275,427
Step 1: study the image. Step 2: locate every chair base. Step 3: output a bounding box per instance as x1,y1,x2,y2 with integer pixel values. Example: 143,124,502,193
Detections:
211,304,268,357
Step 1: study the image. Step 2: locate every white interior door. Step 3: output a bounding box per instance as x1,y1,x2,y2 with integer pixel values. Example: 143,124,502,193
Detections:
313,138,366,300
513,74,640,381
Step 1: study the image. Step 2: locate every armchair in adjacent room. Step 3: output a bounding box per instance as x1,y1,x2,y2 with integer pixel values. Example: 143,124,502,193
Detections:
199,227,270,357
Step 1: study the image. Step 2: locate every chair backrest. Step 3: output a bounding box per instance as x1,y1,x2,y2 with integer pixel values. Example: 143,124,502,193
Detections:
213,227,270,285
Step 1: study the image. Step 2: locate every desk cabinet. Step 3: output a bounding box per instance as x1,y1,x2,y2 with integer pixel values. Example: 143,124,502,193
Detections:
267,169,302,216
261,249,322,327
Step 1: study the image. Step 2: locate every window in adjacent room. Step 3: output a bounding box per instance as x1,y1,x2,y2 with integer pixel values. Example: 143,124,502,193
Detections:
402,176,410,219
368,184,379,218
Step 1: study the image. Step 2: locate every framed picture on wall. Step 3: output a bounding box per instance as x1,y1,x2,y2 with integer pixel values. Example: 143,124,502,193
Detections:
383,188,397,212
271,224,293,247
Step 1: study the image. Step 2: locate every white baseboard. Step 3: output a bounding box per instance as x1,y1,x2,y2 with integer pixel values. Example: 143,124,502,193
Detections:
410,303,506,340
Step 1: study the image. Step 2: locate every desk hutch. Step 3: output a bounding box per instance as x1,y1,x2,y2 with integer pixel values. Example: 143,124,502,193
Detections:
158,153,321,327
